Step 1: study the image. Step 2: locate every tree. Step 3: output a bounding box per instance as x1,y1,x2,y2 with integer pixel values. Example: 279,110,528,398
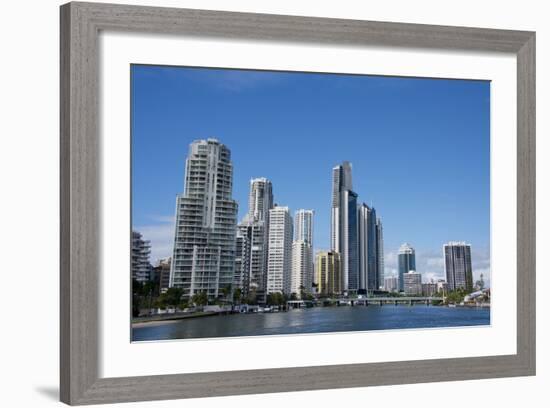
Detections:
233,288,243,304
445,288,468,304
299,285,307,300
267,292,285,306
191,291,208,306
220,284,232,303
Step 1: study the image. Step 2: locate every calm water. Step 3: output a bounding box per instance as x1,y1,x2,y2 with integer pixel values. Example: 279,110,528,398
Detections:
132,305,490,341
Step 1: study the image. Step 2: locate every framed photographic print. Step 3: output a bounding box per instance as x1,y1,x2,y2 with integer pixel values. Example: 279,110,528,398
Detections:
60,1,535,405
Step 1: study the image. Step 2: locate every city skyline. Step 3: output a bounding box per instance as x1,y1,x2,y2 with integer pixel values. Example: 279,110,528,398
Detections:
131,65,490,284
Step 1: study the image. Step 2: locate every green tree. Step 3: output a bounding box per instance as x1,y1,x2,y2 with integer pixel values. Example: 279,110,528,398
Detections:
220,284,232,303
233,288,243,304
191,291,208,306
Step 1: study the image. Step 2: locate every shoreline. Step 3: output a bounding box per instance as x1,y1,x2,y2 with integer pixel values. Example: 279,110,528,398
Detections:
132,303,490,328
132,311,220,327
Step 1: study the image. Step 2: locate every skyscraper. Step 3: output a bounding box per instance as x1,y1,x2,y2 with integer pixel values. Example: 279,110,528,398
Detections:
376,217,384,289
247,177,273,223
294,209,314,245
237,177,274,296
291,240,313,297
234,230,250,294
358,203,378,292
131,230,151,283
444,242,473,292
266,206,293,294
398,243,416,292
170,139,238,300
331,162,359,293
291,209,314,297
315,251,342,296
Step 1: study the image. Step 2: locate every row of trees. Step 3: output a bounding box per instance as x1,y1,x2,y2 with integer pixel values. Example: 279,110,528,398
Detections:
132,280,321,316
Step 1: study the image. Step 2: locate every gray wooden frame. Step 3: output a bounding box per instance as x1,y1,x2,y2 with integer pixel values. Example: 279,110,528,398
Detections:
60,1,536,405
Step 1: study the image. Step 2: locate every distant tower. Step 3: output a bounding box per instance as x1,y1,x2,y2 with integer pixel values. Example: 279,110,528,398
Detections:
375,217,384,289
247,177,273,223
444,242,473,292
291,210,314,297
477,273,485,290
398,243,416,292
170,139,238,300
331,162,359,292
266,206,293,294
132,230,151,283
238,177,274,297
358,204,384,293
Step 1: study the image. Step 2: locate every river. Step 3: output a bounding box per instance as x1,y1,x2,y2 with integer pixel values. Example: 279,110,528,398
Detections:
132,305,490,341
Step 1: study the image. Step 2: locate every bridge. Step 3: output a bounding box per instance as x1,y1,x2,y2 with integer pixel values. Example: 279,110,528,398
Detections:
336,297,442,306
286,297,443,309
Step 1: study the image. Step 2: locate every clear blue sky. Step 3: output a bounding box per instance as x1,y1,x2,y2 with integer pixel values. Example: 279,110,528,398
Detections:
131,65,490,282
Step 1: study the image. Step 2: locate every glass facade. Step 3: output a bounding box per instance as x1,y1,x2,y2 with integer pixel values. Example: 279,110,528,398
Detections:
398,243,416,292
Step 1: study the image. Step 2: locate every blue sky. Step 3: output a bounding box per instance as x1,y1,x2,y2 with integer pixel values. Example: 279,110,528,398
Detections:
131,65,490,283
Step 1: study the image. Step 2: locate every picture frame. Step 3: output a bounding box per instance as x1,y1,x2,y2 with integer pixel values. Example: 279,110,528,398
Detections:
60,1,535,405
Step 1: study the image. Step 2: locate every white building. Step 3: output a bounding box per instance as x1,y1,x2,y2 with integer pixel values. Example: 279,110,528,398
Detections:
291,209,314,297
294,209,314,245
384,276,398,292
403,270,422,296
291,240,313,296
267,206,293,294
170,139,238,300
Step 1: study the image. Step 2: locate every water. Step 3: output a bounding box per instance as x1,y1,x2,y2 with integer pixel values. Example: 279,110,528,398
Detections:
132,305,490,341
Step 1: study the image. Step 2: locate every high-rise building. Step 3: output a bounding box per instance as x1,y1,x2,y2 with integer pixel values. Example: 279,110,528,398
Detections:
376,217,384,289
358,203,379,292
291,240,313,297
331,162,359,292
444,242,473,292
247,177,273,223
266,206,293,294
234,230,250,294
170,139,238,300
294,209,314,245
156,257,171,294
398,243,416,292
237,178,274,297
403,270,422,295
291,209,314,297
132,230,151,283
384,276,398,292
316,251,342,296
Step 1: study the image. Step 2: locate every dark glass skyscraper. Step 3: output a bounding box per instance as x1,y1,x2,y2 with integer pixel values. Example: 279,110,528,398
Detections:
398,243,416,292
444,242,473,292
331,162,359,292
358,204,377,292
